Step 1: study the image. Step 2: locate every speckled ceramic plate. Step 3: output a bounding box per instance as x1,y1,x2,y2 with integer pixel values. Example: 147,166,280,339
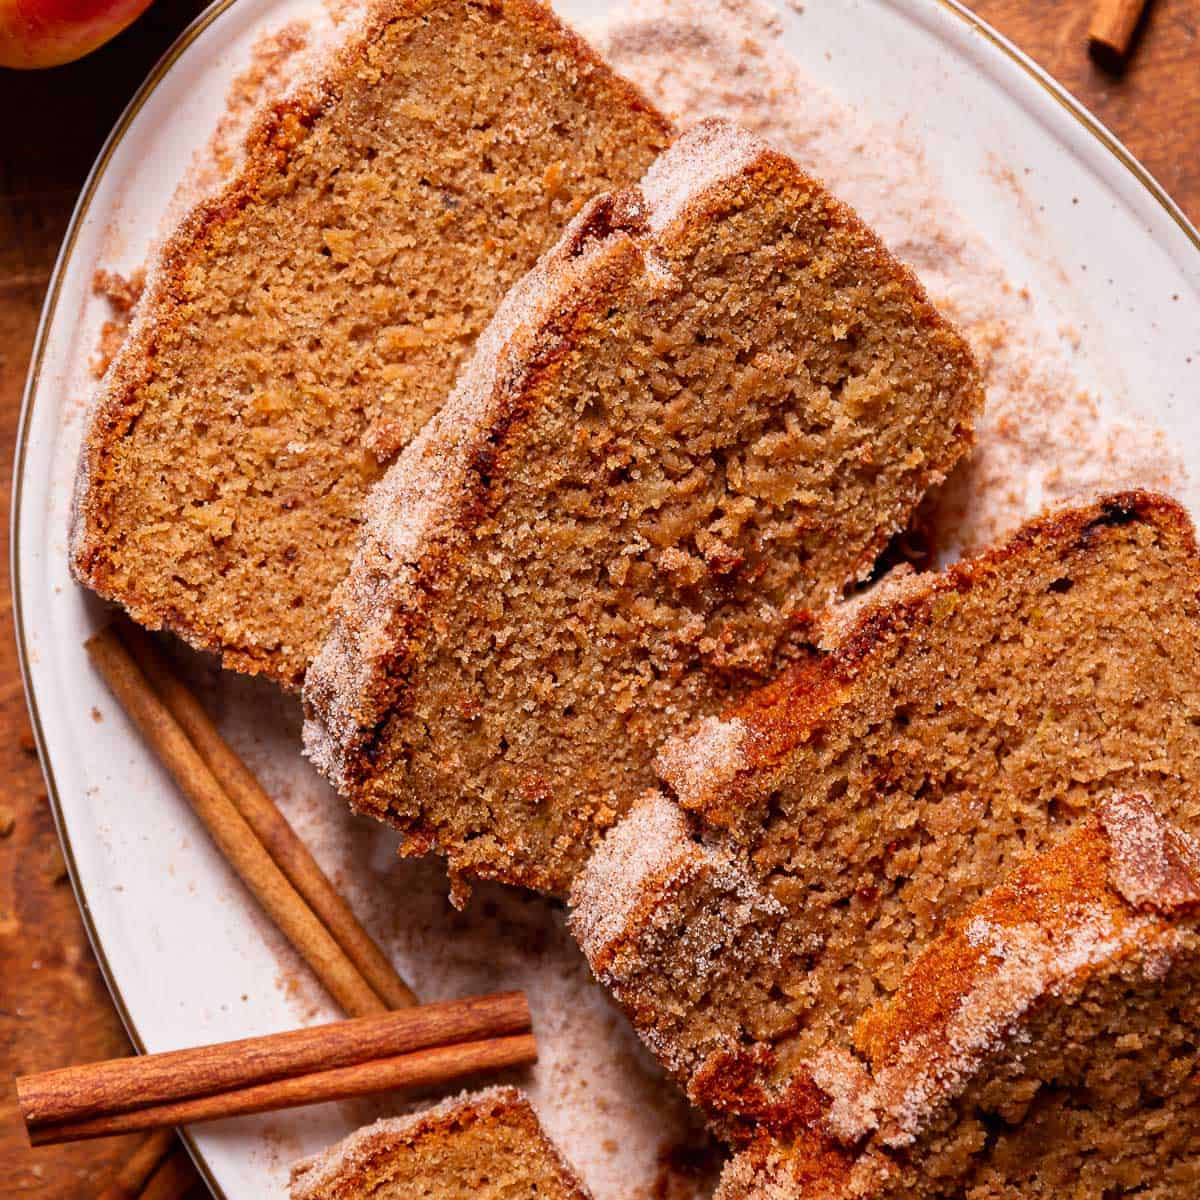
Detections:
14,0,1200,1196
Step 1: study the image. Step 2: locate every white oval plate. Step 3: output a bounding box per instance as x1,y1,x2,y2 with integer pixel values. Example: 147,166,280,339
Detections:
15,0,1200,1196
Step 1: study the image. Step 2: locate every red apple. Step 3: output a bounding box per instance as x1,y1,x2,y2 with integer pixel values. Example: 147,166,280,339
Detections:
0,0,155,67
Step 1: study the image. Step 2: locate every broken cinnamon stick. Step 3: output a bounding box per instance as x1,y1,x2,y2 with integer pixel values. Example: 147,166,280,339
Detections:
1089,0,1149,58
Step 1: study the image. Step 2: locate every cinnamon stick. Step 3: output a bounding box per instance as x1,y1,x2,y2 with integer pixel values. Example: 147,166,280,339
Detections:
28,1035,537,1145
1089,0,1149,58
138,1148,199,1200
96,1129,175,1200
85,626,384,1018
19,991,528,1128
116,619,416,1010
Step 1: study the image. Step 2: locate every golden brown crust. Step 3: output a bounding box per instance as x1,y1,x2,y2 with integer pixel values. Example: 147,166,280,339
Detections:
70,0,671,688
852,807,1134,1071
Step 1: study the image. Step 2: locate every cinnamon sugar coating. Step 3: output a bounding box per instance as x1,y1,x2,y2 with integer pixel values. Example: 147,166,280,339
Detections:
303,117,983,899
721,797,1200,1198
572,491,1200,1128
71,0,671,689
290,1087,590,1200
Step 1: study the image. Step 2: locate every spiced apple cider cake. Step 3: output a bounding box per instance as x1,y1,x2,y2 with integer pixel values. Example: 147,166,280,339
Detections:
718,795,1200,1199
571,490,1200,1123
289,1087,590,1200
70,0,671,688
303,117,985,900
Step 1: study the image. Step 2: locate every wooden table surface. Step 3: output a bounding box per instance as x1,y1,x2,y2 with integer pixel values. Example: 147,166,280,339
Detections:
1,1,1197,1194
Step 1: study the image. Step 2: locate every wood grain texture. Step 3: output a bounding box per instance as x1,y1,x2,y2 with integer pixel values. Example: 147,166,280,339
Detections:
95,1131,176,1200
0,0,1195,1195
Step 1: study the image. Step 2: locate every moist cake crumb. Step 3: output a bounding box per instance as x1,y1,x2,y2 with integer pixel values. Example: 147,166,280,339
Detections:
572,492,1200,1131
290,1087,591,1199
720,799,1200,1197
303,116,983,900
71,0,671,689
597,0,1188,554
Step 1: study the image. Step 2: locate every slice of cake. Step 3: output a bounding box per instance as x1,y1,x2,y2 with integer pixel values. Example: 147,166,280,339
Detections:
571,491,1200,1113
71,0,672,689
289,1087,589,1200
302,117,984,900
719,795,1200,1198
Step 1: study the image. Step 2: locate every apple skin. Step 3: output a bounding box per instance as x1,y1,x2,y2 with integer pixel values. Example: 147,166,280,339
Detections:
0,0,155,67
